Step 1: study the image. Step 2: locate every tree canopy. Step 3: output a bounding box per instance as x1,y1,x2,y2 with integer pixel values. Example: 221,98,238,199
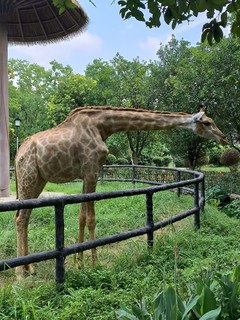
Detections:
9,36,239,168
53,0,240,45
117,0,240,45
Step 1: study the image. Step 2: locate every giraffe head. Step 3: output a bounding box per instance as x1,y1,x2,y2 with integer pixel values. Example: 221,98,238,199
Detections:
192,107,228,145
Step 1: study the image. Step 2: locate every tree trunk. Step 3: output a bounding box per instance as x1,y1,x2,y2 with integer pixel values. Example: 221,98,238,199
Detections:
131,151,139,165
0,20,10,197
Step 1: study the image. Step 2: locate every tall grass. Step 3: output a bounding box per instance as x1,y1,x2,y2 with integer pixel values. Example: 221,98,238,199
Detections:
0,181,239,319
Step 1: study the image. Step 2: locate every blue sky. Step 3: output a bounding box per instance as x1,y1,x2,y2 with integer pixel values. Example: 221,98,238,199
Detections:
8,1,207,74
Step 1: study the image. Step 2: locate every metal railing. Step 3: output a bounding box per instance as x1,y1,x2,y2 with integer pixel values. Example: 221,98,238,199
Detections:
0,166,205,283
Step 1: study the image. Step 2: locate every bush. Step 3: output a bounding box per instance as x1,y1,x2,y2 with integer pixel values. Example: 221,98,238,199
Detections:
116,157,129,165
106,154,117,165
195,155,209,167
205,185,230,207
173,156,185,167
208,146,225,166
224,200,240,219
220,149,240,172
152,155,172,167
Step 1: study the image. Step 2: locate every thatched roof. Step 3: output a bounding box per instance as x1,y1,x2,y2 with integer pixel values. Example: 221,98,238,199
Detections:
0,0,88,44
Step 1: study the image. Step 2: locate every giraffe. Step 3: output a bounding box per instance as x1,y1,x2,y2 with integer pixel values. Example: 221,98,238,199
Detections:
14,106,228,276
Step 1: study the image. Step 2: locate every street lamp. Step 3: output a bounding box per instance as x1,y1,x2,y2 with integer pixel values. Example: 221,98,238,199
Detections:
14,118,21,151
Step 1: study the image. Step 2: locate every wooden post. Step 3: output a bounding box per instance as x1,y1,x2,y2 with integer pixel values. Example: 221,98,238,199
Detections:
146,191,154,248
0,19,10,197
55,203,65,284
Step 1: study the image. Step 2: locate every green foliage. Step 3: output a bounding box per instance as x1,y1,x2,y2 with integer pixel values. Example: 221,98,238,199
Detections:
116,157,129,165
116,264,240,320
204,171,240,195
205,185,229,207
1,182,240,319
152,155,172,167
53,0,76,15
220,149,240,173
48,74,97,126
207,147,225,166
205,185,240,220
224,200,240,219
9,37,240,167
117,0,240,45
106,153,117,164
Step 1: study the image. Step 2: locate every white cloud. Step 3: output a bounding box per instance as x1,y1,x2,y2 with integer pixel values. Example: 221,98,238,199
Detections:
9,31,102,70
139,14,210,55
139,36,160,55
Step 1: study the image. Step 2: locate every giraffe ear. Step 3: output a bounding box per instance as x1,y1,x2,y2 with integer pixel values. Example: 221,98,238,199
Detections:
199,102,206,113
193,111,205,122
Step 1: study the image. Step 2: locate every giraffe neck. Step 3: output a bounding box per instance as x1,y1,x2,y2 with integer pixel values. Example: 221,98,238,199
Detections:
68,107,196,139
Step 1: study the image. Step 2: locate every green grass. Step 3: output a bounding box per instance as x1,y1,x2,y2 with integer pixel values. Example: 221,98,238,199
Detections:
0,181,240,319
199,165,230,172
200,164,240,172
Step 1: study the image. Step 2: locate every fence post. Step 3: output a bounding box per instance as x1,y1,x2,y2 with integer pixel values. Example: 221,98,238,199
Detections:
194,177,200,230
177,171,181,197
132,165,136,186
55,202,65,284
200,175,205,212
146,191,154,249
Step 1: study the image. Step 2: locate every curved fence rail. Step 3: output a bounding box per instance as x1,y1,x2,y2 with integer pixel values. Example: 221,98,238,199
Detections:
0,165,205,283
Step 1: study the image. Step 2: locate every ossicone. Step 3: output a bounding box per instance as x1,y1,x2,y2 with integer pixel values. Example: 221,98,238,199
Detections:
199,102,206,113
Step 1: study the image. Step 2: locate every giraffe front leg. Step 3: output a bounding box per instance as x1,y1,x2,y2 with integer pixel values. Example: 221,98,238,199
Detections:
78,175,98,266
86,201,97,263
78,201,97,266
15,209,35,277
77,204,86,267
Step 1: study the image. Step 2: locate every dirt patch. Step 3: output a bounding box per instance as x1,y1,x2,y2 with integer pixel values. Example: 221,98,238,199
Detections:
0,192,65,202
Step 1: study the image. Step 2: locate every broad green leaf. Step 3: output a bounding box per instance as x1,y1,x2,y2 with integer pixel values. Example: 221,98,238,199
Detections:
202,285,218,313
164,8,173,25
115,304,138,320
133,9,145,22
166,287,178,319
199,306,221,320
115,309,138,319
201,29,209,43
232,264,240,282
220,11,228,27
213,25,223,43
59,7,65,15
118,1,127,6
65,0,76,9
181,295,200,320
207,29,213,45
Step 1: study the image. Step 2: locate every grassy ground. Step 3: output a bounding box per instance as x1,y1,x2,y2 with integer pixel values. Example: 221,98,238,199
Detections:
0,181,239,319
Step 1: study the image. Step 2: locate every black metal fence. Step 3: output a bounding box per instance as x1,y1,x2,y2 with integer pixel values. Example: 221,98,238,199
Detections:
0,166,205,283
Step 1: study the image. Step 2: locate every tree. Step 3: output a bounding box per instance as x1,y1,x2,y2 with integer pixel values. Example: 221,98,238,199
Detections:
86,54,159,165
53,0,240,45
8,59,77,160
48,73,97,126
149,35,240,168
117,0,240,45
148,36,217,168
85,58,117,105
8,59,52,157
202,37,240,145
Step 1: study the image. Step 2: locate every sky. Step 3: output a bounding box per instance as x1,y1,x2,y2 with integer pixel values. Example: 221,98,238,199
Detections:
8,1,208,75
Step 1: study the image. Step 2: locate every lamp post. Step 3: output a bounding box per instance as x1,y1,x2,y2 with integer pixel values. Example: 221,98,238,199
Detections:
14,118,21,151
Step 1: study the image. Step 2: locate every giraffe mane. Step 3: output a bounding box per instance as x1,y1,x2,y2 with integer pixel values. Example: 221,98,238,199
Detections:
60,106,190,125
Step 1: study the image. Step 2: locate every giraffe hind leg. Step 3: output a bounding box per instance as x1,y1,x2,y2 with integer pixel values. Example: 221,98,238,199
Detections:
78,175,98,267
15,176,46,278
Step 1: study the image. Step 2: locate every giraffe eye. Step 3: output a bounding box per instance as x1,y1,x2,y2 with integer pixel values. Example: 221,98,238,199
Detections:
202,121,211,126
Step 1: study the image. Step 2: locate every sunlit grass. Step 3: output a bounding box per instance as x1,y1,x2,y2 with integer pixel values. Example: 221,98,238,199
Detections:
1,181,239,319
